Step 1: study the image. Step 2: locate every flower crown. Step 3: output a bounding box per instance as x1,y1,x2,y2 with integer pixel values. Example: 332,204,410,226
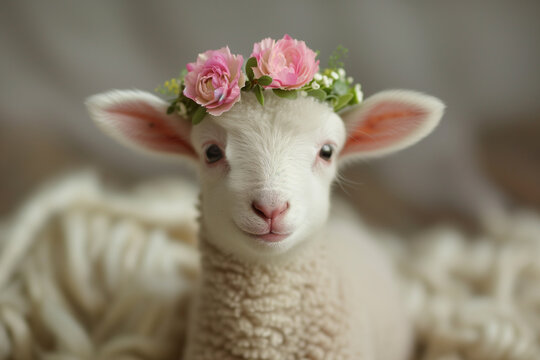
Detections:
157,35,363,124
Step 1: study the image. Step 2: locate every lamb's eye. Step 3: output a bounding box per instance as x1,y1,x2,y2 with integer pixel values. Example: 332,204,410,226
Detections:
319,144,334,161
205,144,223,164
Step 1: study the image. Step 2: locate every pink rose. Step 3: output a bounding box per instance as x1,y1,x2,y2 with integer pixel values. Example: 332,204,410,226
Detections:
251,34,319,89
183,47,245,116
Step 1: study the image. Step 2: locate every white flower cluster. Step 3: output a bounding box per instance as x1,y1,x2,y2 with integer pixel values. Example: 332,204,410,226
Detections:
309,67,363,103
312,68,355,89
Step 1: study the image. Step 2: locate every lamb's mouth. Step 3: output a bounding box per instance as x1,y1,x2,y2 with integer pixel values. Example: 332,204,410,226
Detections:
252,232,290,243
238,227,291,243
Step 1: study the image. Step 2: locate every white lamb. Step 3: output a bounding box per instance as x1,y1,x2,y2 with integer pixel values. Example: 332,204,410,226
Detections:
86,88,444,360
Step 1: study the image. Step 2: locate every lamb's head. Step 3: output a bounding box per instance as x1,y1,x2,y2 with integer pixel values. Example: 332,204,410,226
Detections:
190,93,343,260
86,89,443,261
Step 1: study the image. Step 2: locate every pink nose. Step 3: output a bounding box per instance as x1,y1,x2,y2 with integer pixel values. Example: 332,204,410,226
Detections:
252,201,289,220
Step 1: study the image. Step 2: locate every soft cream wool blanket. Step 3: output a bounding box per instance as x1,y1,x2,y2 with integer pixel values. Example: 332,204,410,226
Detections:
0,173,538,360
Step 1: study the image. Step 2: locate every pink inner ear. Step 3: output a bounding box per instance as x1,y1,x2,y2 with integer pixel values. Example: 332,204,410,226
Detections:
342,102,426,155
110,103,196,157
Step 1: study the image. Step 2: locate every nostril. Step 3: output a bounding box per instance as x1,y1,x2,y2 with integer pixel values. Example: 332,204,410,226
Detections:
278,202,289,215
251,201,289,220
252,201,268,219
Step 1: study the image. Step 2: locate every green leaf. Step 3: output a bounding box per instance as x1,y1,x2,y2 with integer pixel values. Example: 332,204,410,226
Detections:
257,75,273,86
245,57,257,81
333,93,354,112
166,104,176,114
242,81,253,91
307,89,327,102
254,85,264,106
246,67,254,81
272,89,298,100
191,106,207,125
325,94,338,101
333,80,349,96
246,57,257,68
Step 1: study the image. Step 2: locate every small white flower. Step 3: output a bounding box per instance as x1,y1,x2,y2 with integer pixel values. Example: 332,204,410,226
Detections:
354,84,363,102
347,76,354,84
314,73,323,81
338,68,346,78
311,82,320,90
300,91,308,97
330,71,339,80
322,76,333,87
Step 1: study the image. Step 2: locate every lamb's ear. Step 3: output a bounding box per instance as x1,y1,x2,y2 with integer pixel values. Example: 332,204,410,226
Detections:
339,90,444,163
86,90,197,161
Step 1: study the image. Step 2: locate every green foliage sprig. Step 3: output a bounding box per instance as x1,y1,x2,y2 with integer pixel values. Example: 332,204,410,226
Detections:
328,45,348,70
155,70,207,124
242,57,274,106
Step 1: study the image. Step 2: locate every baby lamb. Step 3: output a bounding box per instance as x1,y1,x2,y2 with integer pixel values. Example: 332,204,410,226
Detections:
86,88,444,360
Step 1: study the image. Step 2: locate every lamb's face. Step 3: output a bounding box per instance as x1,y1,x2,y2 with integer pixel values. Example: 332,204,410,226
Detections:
191,93,346,260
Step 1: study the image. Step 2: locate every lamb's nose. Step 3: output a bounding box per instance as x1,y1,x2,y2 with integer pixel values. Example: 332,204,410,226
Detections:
251,201,289,220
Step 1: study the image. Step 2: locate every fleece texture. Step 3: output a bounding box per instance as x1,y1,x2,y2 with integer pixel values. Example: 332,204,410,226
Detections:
183,236,355,360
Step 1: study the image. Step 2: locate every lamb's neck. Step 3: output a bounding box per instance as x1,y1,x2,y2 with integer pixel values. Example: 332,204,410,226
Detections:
184,229,351,360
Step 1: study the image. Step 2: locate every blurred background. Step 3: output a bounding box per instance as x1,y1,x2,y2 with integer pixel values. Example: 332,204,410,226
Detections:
1,0,539,232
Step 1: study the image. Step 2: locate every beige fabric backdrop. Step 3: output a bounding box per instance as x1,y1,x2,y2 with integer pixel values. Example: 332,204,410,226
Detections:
1,1,539,222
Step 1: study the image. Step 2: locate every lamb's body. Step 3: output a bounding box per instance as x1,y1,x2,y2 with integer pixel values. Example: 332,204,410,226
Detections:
184,214,411,360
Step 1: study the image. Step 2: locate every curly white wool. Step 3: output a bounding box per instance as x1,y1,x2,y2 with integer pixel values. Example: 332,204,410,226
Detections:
381,217,540,360
0,173,199,360
0,173,539,360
